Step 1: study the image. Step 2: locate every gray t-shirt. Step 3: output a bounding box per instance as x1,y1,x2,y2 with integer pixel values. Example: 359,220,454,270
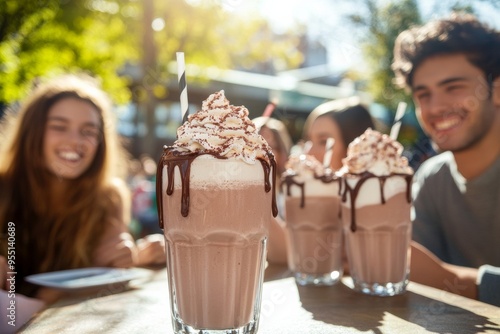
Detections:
412,151,500,268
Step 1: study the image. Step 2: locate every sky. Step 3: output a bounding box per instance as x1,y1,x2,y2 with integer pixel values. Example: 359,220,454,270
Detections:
220,0,500,72
221,0,365,71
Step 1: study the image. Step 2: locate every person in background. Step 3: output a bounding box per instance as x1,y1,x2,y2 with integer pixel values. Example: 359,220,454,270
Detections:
253,116,293,176
264,98,376,265
392,13,500,305
303,96,375,170
130,154,162,237
253,116,293,264
303,97,376,271
0,74,165,305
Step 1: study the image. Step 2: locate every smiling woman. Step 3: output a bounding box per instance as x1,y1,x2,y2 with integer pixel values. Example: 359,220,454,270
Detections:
0,74,165,304
43,97,102,179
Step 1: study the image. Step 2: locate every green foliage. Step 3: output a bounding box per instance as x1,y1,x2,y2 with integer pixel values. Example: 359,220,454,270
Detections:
345,0,498,150
348,0,421,111
0,0,136,105
347,0,498,112
139,0,303,90
0,0,303,106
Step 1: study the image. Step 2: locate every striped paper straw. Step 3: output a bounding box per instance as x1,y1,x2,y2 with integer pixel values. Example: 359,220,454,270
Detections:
389,101,407,141
256,101,277,132
262,101,276,118
323,137,335,169
176,52,189,123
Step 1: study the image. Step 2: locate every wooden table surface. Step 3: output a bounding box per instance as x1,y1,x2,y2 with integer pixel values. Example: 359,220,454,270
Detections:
20,264,500,334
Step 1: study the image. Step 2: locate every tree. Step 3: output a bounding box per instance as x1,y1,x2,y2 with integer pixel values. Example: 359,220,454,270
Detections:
153,0,304,70
0,0,138,105
347,0,500,111
345,0,499,166
347,0,421,111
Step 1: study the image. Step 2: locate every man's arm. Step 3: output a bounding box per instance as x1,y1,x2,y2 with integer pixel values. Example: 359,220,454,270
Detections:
410,241,477,299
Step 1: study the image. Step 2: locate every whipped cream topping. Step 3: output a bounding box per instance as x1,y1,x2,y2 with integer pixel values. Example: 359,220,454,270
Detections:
282,154,339,199
174,90,271,164
284,154,326,181
341,128,413,176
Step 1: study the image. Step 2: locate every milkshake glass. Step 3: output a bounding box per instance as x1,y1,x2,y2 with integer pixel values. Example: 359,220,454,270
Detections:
281,154,343,286
339,129,413,296
156,91,277,334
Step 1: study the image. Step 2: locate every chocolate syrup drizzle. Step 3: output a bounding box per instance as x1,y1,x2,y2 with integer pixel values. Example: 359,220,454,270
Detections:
341,172,413,232
281,172,342,208
156,147,278,229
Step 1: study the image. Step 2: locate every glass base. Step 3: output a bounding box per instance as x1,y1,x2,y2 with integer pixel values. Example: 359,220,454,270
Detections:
351,277,409,296
172,317,258,334
294,270,342,286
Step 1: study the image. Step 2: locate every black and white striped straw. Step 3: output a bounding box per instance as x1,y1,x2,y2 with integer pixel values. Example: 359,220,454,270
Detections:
176,52,189,123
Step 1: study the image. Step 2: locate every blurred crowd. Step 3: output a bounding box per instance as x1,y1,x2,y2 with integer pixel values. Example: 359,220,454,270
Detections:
128,155,162,238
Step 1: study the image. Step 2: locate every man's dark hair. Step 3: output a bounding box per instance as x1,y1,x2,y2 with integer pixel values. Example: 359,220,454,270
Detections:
392,13,500,89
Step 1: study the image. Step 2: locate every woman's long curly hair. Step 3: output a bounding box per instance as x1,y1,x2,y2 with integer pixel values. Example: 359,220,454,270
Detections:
0,74,129,296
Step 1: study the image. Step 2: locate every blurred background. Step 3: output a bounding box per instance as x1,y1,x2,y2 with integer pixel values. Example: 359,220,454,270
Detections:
2,0,499,235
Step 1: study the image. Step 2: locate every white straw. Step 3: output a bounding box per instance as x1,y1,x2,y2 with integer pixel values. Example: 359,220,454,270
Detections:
390,101,407,141
301,141,312,155
176,52,189,123
323,137,335,169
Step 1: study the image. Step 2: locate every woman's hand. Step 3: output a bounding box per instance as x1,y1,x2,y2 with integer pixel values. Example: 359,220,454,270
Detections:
92,179,138,268
136,234,166,266
93,223,138,268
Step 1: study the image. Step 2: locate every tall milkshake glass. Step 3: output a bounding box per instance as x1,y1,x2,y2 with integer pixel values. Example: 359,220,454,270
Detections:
157,91,277,334
281,154,343,286
339,129,413,296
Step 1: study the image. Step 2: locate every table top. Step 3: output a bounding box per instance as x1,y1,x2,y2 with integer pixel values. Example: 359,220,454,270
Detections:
20,264,500,334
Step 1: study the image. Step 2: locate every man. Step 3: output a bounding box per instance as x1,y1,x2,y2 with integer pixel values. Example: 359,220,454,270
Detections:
392,13,500,305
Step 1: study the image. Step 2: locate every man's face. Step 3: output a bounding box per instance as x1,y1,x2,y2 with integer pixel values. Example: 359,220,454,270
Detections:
411,54,498,152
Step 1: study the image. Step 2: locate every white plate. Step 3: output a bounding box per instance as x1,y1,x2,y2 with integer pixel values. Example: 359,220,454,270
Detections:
25,267,149,291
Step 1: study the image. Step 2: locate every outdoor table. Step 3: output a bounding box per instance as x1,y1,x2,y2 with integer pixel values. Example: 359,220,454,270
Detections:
19,264,500,333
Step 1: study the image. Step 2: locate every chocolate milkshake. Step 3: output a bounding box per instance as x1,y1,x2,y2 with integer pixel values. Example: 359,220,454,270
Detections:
339,129,413,296
156,91,277,333
281,154,343,286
